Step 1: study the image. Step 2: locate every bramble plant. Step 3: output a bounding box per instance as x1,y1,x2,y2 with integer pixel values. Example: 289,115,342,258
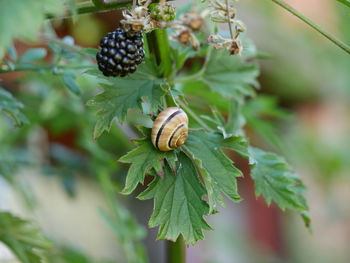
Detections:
1,0,350,262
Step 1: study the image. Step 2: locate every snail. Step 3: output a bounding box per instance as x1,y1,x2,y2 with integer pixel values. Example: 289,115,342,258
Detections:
151,107,189,151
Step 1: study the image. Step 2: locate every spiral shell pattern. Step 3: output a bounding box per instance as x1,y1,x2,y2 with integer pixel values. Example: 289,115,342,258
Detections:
151,107,189,151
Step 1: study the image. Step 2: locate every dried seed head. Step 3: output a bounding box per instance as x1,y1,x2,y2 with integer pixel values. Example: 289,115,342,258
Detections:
178,30,191,43
170,26,200,50
180,10,206,31
228,39,243,55
121,6,152,31
208,34,242,55
209,0,236,23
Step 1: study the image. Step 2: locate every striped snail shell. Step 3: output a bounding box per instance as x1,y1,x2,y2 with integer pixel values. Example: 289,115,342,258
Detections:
151,107,189,151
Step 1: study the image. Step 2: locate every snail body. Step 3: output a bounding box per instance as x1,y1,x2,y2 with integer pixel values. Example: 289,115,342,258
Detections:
151,107,188,151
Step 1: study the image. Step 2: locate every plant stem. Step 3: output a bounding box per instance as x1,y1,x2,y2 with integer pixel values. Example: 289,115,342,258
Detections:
271,0,350,55
173,69,204,83
46,0,132,19
0,65,94,74
179,101,214,132
167,236,186,263
225,0,234,40
147,28,187,263
47,0,174,20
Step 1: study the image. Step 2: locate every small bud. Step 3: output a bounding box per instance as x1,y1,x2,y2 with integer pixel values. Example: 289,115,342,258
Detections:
228,40,243,55
178,30,191,43
188,17,204,31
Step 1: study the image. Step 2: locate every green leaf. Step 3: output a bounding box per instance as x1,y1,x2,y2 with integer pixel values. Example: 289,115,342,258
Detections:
337,0,350,8
183,130,248,212
249,147,310,227
201,49,259,100
87,60,165,139
0,87,28,126
243,96,289,150
62,72,81,95
0,0,67,59
80,47,99,57
19,48,47,64
119,139,176,195
202,100,246,138
138,152,211,245
0,212,52,263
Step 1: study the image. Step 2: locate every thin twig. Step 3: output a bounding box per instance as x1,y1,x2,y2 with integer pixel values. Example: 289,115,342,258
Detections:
179,101,214,132
271,0,350,55
0,65,94,74
42,36,95,61
46,0,132,20
225,0,234,40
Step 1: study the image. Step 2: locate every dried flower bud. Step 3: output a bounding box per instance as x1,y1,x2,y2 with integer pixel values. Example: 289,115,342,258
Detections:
180,10,206,31
121,6,152,31
228,39,243,55
171,26,200,50
208,34,242,55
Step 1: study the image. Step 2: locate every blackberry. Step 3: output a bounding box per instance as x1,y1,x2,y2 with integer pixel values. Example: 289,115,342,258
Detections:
96,28,145,77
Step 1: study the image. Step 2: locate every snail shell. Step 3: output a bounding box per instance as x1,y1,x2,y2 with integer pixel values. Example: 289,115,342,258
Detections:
151,107,189,151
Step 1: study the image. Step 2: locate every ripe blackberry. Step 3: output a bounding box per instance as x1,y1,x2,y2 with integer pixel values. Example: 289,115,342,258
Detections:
96,28,145,77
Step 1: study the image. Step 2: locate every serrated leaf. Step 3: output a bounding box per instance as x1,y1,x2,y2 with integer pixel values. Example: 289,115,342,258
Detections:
0,87,28,126
87,60,165,139
138,152,211,245
204,100,246,138
249,147,310,228
0,0,67,59
19,48,47,64
183,130,248,213
119,139,176,195
0,212,52,263
201,49,259,99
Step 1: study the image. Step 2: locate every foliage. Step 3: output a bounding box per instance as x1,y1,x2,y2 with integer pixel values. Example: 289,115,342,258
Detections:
87,59,165,139
249,147,310,228
138,153,211,245
0,0,69,58
200,49,259,99
0,0,318,260
0,212,52,263
119,139,176,195
337,0,350,8
184,131,248,212
0,87,28,126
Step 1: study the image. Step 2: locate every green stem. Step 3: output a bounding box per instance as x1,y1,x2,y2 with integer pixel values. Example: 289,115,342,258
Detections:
47,0,174,20
0,65,94,74
173,69,204,83
179,101,214,132
167,236,186,263
271,0,350,55
173,47,212,84
225,0,234,40
46,0,132,19
148,28,186,262
44,37,94,60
